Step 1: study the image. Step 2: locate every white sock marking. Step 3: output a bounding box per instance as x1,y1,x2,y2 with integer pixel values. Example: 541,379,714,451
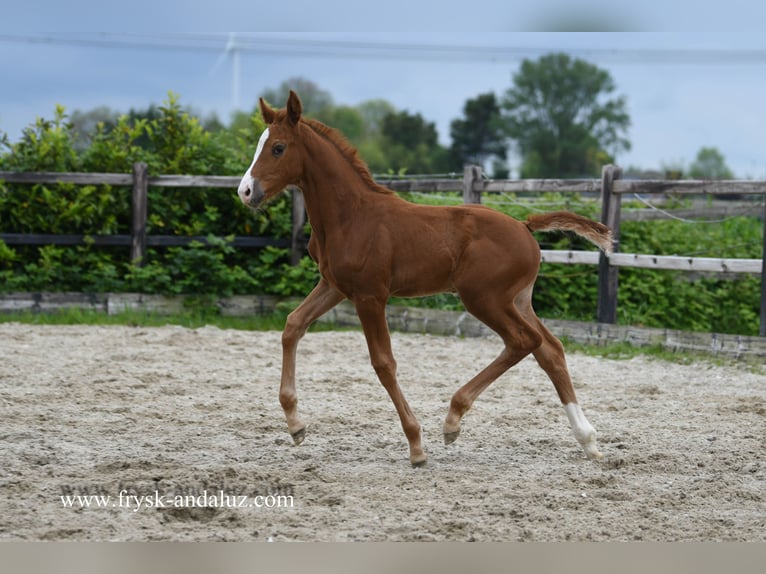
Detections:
564,403,602,460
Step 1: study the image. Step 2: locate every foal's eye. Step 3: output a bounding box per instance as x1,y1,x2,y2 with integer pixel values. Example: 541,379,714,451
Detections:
272,143,286,157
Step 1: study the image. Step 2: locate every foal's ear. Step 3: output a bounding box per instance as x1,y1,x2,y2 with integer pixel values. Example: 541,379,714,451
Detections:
259,98,276,124
286,90,303,125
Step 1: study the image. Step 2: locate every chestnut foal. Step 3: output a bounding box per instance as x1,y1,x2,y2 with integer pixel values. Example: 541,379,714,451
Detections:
238,91,611,466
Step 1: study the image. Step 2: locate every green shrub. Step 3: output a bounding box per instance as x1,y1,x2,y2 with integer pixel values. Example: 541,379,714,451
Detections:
0,94,313,300
0,98,762,335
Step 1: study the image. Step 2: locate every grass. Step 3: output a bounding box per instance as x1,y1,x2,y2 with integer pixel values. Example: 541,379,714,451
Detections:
1,308,761,372
0,307,332,333
561,339,681,362
561,338,765,373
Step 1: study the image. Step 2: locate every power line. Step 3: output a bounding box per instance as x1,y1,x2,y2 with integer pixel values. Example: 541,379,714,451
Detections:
1,33,766,65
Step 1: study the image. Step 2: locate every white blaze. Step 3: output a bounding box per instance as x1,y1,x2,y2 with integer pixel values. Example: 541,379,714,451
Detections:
238,128,270,199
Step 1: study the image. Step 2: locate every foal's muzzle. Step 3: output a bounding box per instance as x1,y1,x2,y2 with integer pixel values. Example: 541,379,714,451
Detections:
238,178,265,208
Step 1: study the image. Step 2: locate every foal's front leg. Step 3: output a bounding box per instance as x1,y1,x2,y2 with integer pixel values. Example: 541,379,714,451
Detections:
280,279,345,444
354,297,427,467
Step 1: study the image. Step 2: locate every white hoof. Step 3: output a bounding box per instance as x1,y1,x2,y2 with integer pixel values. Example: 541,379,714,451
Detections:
564,403,602,460
583,440,604,461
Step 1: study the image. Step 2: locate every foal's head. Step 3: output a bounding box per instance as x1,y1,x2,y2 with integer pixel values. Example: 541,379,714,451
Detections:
238,90,305,208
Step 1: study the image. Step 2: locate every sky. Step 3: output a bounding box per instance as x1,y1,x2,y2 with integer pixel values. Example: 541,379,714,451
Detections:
2,2,766,178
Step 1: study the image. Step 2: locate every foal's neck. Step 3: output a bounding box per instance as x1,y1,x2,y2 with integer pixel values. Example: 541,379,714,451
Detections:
298,123,390,232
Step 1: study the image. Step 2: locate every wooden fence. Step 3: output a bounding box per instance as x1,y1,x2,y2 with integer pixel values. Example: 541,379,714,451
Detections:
1,164,765,336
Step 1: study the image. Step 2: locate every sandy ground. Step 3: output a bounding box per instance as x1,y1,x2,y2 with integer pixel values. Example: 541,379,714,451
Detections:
1,322,764,541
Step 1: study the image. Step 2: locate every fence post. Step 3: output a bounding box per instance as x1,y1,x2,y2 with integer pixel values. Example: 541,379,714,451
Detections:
290,187,307,266
462,165,482,204
130,162,148,266
597,164,622,324
760,194,766,337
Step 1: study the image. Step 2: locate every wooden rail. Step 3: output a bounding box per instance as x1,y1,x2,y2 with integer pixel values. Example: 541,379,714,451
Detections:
541,250,762,274
0,166,293,261
594,165,765,337
1,164,764,335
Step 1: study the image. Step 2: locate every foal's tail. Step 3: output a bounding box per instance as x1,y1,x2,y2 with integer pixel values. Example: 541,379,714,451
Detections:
524,211,613,255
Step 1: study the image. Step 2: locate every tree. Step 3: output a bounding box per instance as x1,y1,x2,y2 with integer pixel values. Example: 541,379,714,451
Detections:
449,92,508,176
356,99,396,139
257,78,409,172
381,110,449,174
259,78,334,118
688,147,734,179
502,52,630,178
322,105,365,143
70,106,120,150
382,110,439,150
69,102,200,153
354,99,397,171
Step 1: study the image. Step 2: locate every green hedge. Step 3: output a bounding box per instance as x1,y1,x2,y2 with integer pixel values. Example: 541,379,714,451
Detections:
518,198,761,336
0,97,762,335
395,193,762,336
0,95,319,299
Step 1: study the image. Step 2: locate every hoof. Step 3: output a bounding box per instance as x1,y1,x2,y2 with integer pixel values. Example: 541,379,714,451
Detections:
290,427,306,446
585,447,604,461
443,429,460,445
410,454,428,468
582,437,603,460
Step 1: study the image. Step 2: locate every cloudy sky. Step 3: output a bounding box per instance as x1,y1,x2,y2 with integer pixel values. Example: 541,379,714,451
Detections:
2,2,766,178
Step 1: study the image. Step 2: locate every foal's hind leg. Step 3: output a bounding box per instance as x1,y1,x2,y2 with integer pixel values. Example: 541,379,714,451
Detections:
531,319,603,460
443,299,542,445
280,279,345,445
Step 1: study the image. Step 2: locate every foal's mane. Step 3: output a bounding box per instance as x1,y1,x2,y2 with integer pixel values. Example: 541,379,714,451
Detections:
300,116,394,196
